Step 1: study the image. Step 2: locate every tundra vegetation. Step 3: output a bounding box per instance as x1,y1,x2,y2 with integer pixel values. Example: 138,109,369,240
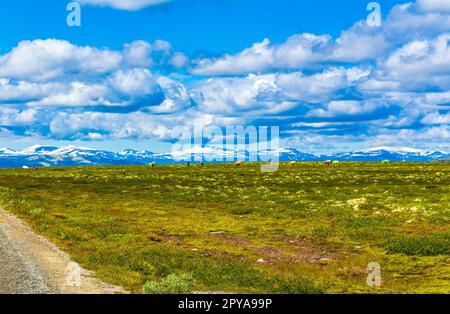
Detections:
0,162,448,293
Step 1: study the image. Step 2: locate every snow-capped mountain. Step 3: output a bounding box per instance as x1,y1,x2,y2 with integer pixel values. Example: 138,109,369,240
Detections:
0,145,448,168
325,147,450,162
0,145,126,168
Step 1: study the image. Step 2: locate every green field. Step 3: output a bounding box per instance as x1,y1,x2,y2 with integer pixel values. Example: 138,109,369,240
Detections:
0,163,448,293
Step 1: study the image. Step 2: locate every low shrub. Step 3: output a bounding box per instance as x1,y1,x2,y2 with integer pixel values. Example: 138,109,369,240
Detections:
142,272,195,294
385,234,450,256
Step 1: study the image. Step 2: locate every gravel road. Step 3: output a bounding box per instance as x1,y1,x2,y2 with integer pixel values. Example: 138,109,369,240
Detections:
0,207,124,294
0,224,54,293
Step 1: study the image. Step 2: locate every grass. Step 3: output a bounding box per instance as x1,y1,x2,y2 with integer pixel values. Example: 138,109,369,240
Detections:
385,234,450,256
142,272,195,294
0,162,448,293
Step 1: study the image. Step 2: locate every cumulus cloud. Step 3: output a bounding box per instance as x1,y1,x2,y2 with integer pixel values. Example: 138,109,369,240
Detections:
191,35,331,75
0,107,38,126
368,126,450,147
0,79,63,102
190,25,383,76
417,0,450,12
277,67,369,103
0,38,192,112
123,41,153,68
150,77,191,113
308,100,378,118
169,52,189,68
191,2,450,77
109,69,158,97
421,112,450,124
189,66,371,117
1,0,450,151
330,22,389,62
0,39,182,82
30,82,110,107
48,109,220,141
385,34,450,75
0,39,122,81
190,74,280,114
0,38,195,141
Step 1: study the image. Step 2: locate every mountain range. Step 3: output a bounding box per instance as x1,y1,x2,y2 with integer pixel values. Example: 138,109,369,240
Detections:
0,145,448,168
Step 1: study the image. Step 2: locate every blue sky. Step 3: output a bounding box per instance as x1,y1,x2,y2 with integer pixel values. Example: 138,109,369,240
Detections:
0,0,400,53
0,0,449,153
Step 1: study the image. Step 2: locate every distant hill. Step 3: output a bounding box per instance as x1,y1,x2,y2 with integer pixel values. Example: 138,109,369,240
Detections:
320,147,450,162
0,145,448,168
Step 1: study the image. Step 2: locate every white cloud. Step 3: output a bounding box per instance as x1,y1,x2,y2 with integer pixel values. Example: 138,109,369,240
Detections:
376,34,450,93
424,91,450,106
109,68,158,97
277,67,369,103
30,82,110,107
421,112,450,124
150,77,191,113
308,100,377,118
2,0,450,150
49,110,194,140
0,39,191,111
78,0,171,11
417,0,450,12
0,79,63,102
0,107,38,126
123,41,153,68
384,34,450,77
87,132,104,140
330,23,389,62
283,124,450,153
0,39,180,83
191,39,275,76
190,66,370,117
191,74,283,114
0,39,122,81
152,40,172,52
368,126,450,147
191,2,450,77
386,3,450,38
191,34,331,75
169,52,189,68
357,79,401,92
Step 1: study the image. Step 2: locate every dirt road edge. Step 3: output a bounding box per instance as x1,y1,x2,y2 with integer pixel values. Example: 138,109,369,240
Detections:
0,207,126,294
